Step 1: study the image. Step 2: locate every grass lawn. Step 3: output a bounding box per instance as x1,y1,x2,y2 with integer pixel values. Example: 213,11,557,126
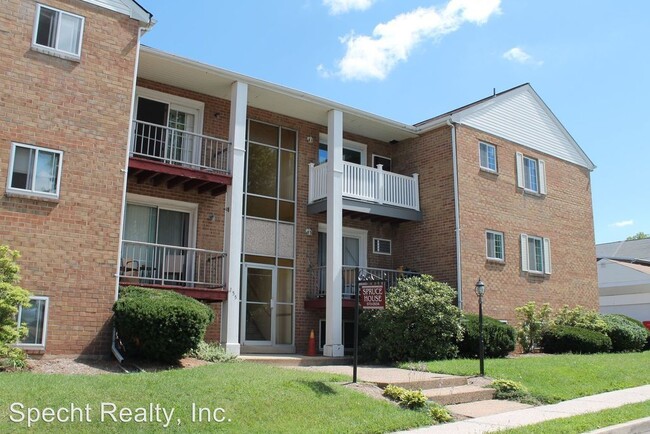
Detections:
502,400,650,433
410,351,650,403
0,363,430,433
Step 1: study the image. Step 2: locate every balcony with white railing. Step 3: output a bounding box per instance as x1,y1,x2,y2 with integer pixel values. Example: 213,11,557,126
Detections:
308,162,421,221
128,120,232,195
119,240,227,301
304,266,419,309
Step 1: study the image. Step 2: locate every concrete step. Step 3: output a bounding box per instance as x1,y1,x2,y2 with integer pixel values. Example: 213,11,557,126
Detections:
377,375,470,391
423,384,495,405
240,354,353,366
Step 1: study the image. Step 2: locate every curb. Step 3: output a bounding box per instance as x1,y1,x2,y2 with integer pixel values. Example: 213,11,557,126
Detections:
586,416,650,434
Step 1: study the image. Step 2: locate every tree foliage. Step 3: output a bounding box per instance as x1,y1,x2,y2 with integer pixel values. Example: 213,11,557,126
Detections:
0,246,32,369
515,302,552,353
626,232,650,241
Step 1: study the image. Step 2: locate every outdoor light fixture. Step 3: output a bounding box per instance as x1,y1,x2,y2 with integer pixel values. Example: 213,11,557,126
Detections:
475,277,486,376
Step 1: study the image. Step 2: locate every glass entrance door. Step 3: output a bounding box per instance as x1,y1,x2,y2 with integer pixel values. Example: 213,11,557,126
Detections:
243,265,275,344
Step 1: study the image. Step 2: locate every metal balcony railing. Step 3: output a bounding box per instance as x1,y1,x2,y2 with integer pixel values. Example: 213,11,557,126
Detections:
308,162,420,211
310,265,419,299
120,240,225,289
131,120,231,174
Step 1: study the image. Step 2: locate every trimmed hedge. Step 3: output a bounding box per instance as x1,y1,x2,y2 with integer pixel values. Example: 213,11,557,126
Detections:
458,314,516,358
541,325,612,354
602,314,647,353
113,286,214,362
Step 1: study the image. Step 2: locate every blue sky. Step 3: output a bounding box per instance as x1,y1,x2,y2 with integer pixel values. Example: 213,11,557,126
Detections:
137,0,649,244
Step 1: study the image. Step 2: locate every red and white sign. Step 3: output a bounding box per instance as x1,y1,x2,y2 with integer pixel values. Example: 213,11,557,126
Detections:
359,282,386,309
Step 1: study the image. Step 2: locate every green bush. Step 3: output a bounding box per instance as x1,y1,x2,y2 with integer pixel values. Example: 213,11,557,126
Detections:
515,302,553,353
113,286,214,362
489,379,539,405
186,341,238,363
382,385,427,409
541,325,612,354
553,305,608,334
428,403,452,424
0,246,31,371
458,314,516,358
602,314,647,353
360,275,462,363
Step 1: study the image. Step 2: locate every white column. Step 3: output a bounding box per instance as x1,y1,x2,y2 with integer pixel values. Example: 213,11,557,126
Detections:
221,81,248,355
324,109,344,357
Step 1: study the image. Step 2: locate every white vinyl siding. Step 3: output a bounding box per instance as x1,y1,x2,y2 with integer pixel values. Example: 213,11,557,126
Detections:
486,231,504,261
520,234,551,274
7,143,63,199
516,152,546,195
32,4,84,59
479,142,497,172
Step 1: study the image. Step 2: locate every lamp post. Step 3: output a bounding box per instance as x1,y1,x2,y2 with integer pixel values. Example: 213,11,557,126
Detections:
475,278,486,376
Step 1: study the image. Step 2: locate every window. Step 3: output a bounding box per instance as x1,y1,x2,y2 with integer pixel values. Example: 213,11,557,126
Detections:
372,155,392,172
486,231,504,261
479,142,497,172
32,4,84,58
520,234,551,274
16,297,49,348
373,238,392,255
516,152,547,194
8,143,63,198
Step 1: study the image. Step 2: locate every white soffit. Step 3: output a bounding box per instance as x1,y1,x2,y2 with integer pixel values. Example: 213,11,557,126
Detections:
137,47,417,142
81,0,151,23
452,85,595,170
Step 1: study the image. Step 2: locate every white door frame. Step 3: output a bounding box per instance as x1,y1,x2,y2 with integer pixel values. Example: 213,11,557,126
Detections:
318,223,368,267
241,263,277,346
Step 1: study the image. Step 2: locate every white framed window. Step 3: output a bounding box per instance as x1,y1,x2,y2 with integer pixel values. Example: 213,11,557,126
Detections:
520,234,551,275
318,134,367,166
486,230,504,261
7,143,63,199
516,152,546,195
372,154,392,172
16,296,49,349
479,142,497,172
32,4,85,59
373,238,392,255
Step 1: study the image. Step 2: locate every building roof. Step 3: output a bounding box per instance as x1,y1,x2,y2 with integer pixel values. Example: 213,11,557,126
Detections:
416,84,595,170
82,0,152,24
137,48,594,170
596,238,650,263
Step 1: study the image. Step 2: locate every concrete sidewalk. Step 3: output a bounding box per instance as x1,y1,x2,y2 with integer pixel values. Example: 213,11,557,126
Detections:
400,385,650,433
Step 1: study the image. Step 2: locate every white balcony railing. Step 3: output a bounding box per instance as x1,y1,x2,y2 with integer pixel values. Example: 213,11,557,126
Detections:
310,266,419,299
131,120,231,174
120,240,225,289
308,162,420,211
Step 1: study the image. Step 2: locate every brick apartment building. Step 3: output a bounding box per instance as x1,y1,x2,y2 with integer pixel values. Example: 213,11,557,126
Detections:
1,0,598,357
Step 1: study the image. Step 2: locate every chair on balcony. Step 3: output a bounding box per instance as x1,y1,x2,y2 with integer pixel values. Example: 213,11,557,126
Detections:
164,254,185,285
120,258,140,284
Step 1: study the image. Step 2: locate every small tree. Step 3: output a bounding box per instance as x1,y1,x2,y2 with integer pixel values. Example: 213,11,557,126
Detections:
515,302,552,353
553,305,608,334
0,246,31,369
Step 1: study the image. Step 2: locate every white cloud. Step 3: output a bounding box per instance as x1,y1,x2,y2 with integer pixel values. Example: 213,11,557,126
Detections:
328,0,501,81
502,47,543,66
323,0,375,15
610,220,634,228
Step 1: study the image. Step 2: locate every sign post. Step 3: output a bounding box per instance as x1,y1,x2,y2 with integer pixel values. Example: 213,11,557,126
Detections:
353,273,386,383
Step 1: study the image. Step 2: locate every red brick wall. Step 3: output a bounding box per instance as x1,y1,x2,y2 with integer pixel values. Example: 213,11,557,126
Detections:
455,125,598,324
0,0,141,355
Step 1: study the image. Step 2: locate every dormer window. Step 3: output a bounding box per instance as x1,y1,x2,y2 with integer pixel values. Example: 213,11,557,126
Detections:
32,4,84,60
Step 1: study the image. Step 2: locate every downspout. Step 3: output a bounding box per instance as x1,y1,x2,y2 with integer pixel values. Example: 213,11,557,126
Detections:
112,25,147,363
447,120,463,310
